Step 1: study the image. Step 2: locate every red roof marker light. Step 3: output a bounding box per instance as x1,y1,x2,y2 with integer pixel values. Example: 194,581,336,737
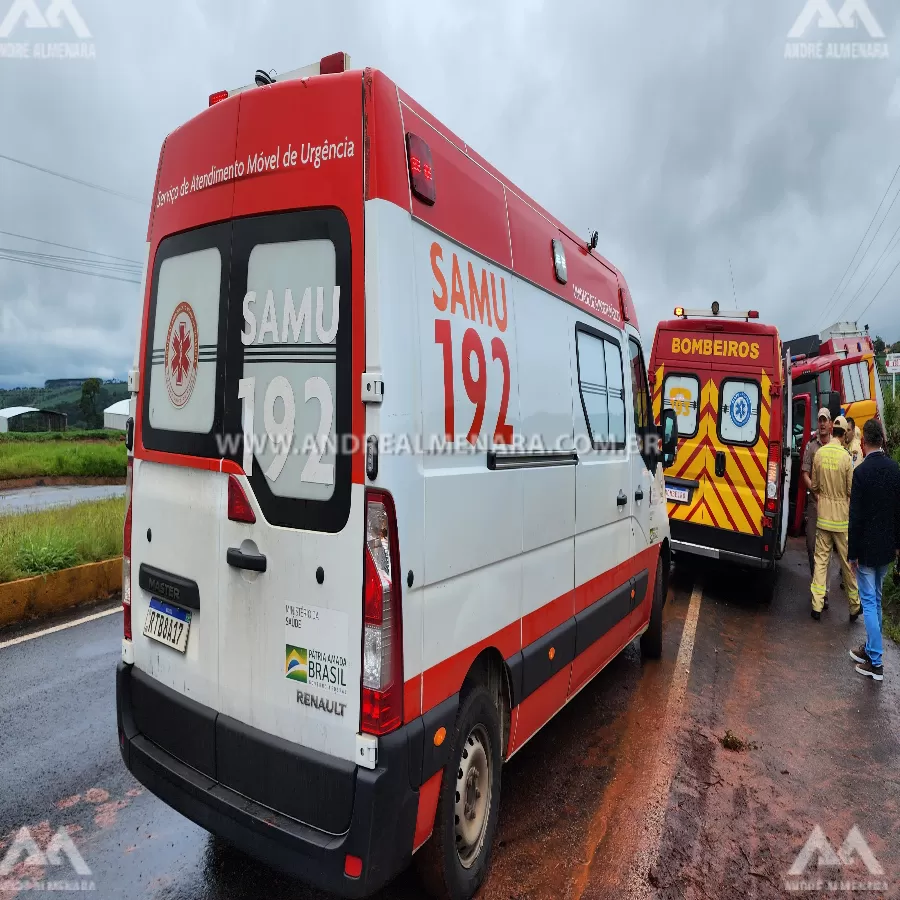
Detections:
406,133,436,205
209,90,229,106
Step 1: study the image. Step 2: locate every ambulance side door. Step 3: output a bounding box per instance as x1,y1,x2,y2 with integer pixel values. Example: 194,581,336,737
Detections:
626,332,654,554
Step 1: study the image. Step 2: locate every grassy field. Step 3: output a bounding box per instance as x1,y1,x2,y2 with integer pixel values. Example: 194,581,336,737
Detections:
0,436,126,480
0,497,125,583
883,562,900,645
0,429,124,443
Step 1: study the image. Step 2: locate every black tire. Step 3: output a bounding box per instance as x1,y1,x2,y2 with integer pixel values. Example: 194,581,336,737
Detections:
758,562,777,602
417,684,502,900
640,556,665,659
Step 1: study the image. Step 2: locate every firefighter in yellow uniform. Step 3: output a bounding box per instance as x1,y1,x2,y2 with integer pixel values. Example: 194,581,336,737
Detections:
809,416,860,621
843,416,863,469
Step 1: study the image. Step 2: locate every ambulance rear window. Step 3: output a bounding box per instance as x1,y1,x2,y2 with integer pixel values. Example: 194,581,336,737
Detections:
141,209,353,534
719,379,760,446
147,247,222,435
662,374,700,438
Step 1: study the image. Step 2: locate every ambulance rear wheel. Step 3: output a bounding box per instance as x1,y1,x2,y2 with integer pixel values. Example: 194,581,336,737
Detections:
640,557,666,659
417,684,502,900
758,563,777,602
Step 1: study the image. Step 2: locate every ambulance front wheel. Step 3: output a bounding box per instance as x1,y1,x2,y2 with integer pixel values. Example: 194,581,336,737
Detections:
418,683,503,900
640,557,666,659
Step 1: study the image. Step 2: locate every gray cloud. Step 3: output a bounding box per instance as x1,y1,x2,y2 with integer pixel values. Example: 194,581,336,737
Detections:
1,0,899,388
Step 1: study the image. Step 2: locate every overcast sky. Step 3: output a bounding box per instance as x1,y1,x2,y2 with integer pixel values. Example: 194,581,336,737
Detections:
1,0,899,388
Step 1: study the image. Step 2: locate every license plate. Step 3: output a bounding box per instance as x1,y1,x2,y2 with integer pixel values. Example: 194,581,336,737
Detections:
143,597,191,653
665,484,690,504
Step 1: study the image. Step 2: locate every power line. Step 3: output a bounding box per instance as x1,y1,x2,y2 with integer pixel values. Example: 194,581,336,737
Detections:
0,152,146,205
818,160,900,328
834,217,900,322
0,252,141,284
828,184,900,323
856,253,900,320
0,246,141,273
0,228,140,264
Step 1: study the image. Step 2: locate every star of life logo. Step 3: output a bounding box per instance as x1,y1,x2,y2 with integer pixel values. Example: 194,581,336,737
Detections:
785,0,888,59
0,825,95,893
164,301,200,409
0,0,95,60
783,825,889,892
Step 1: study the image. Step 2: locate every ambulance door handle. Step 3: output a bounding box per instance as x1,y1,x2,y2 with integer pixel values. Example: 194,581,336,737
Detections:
715,451,726,478
617,490,628,507
227,547,267,573
635,488,644,502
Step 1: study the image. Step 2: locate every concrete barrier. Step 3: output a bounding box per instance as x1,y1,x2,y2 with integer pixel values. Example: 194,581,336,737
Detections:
0,558,122,628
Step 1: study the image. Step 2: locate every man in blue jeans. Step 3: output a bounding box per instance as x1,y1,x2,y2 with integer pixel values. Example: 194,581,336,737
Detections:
848,419,900,682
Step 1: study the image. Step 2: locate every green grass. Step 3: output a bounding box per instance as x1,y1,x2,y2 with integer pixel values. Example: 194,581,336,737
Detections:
0,429,124,444
0,439,126,480
883,562,900,645
0,497,125,583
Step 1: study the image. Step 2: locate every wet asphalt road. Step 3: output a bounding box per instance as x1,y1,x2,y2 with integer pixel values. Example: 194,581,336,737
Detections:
0,485,126,515
1,538,898,900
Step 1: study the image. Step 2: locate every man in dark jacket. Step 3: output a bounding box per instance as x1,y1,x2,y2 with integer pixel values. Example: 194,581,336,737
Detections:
848,419,900,681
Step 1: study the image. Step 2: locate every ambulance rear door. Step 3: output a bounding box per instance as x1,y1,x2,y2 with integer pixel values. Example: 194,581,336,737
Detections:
657,358,713,528
705,360,772,543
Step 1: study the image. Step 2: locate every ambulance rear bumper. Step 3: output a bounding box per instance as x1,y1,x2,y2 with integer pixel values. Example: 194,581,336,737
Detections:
116,663,457,897
670,520,775,569
671,539,770,568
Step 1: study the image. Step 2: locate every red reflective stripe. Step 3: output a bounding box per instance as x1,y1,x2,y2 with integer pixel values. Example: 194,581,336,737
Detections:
417,545,659,719
412,771,443,852
134,448,244,475
404,675,422,724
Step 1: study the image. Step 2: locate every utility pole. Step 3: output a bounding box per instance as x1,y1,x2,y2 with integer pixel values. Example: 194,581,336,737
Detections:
729,259,737,308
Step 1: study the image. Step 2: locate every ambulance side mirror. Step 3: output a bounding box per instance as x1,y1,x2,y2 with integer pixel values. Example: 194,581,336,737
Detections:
660,409,678,469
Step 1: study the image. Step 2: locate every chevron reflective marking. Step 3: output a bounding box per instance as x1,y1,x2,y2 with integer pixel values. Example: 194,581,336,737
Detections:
661,367,775,537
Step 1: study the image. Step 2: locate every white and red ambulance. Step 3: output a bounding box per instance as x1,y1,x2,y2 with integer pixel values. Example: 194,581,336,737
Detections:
116,53,677,900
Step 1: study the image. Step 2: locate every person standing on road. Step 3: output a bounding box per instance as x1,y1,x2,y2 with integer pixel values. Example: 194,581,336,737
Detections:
802,409,833,598
810,415,860,621
843,416,862,469
847,419,900,681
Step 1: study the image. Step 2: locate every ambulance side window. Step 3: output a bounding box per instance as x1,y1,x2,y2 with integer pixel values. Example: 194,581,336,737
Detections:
576,326,626,449
662,374,700,438
719,379,760,446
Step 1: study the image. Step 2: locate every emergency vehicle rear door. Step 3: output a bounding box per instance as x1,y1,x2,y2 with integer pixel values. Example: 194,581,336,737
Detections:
659,360,711,528
706,369,768,540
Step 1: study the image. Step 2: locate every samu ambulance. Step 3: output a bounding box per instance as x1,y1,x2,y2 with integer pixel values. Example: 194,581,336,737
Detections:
116,53,678,900
650,304,791,576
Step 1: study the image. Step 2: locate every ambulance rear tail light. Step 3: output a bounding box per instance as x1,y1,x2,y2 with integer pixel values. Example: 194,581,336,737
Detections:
765,441,780,514
361,490,403,736
227,475,256,524
406,133,436,206
208,90,229,106
123,457,133,642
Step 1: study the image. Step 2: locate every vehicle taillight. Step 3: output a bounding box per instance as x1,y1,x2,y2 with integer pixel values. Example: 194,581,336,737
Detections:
361,490,403,736
227,475,256,524
406,133,435,206
123,457,133,641
765,442,780,515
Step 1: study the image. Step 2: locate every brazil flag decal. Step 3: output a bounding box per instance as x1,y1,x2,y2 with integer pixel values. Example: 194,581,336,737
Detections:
285,645,308,682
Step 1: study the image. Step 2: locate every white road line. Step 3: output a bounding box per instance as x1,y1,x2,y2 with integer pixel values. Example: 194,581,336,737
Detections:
0,605,121,649
623,580,704,899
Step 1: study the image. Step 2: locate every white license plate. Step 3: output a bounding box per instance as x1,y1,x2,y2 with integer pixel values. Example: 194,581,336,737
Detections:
143,597,191,653
665,485,690,504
